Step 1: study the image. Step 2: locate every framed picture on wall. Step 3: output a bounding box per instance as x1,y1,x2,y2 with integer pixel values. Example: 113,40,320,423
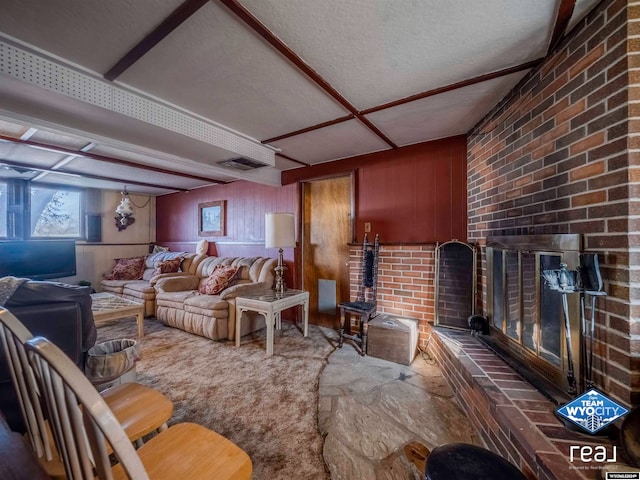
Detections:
199,200,226,236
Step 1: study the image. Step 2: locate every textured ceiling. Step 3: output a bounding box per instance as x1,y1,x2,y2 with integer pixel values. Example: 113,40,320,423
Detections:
0,0,600,194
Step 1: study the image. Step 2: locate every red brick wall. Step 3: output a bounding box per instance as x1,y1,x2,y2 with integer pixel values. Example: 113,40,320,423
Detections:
468,0,637,404
349,244,435,348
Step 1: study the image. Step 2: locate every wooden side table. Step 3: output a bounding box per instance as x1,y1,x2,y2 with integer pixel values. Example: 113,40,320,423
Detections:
91,292,145,337
235,290,309,356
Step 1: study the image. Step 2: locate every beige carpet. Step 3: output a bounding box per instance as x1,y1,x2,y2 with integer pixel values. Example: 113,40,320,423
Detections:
95,316,336,480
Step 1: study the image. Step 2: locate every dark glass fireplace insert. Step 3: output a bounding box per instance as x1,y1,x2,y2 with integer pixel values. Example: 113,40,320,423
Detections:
484,235,582,404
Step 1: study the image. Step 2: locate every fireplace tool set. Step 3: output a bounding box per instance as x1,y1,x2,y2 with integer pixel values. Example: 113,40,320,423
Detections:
542,253,605,396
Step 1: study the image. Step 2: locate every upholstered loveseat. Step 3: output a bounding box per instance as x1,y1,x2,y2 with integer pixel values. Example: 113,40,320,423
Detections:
100,251,206,316
154,256,277,341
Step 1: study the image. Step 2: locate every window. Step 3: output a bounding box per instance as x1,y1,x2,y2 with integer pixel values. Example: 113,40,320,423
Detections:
30,186,82,237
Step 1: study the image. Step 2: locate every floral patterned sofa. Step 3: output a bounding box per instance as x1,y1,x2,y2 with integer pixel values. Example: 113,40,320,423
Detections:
100,251,206,316
154,256,277,341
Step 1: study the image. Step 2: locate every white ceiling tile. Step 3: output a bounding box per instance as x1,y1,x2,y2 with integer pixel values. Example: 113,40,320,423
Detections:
0,0,185,74
240,0,556,110
270,119,390,164
0,0,604,190
33,173,174,195
0,118,31,137
64,157,215,190
118,2,349,141
366,72,528,146
0,141,66,167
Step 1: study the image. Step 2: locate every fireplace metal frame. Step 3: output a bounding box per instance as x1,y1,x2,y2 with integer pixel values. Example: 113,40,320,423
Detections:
485,234,582,403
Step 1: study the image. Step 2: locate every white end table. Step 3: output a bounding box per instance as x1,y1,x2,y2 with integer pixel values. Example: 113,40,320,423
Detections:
235,289,309,356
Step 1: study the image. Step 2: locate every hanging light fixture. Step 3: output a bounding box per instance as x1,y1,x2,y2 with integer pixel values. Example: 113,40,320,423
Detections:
115,186,135,231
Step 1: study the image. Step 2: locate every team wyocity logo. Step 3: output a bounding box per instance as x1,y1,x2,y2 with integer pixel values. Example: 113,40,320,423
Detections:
556,389,628,434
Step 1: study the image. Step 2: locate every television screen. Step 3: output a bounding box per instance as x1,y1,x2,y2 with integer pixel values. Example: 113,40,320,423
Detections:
0,240,77,280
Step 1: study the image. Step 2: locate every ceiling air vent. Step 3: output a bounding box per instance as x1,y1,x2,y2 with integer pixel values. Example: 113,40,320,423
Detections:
217,157,267,170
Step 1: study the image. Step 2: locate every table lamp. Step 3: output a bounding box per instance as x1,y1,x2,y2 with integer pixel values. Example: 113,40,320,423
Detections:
265,213,295,294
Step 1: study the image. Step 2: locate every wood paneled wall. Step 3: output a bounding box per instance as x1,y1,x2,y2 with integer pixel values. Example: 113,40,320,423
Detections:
156,181,298,284
156,181,297,244
282,136,468,243
156,138,467,291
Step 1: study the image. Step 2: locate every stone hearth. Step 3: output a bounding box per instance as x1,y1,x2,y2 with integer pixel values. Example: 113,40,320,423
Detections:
319,342,479,479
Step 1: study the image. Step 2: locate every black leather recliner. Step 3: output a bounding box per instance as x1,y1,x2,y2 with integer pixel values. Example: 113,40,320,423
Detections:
0,281,97,432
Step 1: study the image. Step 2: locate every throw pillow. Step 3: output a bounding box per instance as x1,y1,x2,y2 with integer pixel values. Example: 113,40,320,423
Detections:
153,257,182,276
199,265,239,295
196,239,208,255
103,256,146,280
152,244,170,254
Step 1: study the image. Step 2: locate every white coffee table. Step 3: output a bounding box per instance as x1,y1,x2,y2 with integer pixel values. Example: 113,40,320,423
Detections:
235,289,309,356
91,292,145,337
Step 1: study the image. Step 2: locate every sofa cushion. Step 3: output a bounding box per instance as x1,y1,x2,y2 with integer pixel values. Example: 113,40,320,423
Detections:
199,265,239,295
156,290,199,309
153,257,182,276
104,256,146,280
184,294,229,317
100,279,129,293
121,280,154,294
142,251,190,281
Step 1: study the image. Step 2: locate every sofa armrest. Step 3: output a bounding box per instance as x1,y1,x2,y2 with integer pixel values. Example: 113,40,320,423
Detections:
220,281,272,300
155,275,200,292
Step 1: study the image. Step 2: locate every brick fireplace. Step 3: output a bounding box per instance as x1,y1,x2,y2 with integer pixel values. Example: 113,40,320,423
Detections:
453,0,636,478
348,1,640,478
468,0,638,407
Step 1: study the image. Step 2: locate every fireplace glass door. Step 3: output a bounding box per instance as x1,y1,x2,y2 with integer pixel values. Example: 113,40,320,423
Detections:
486,235,581,399
539,254,562,367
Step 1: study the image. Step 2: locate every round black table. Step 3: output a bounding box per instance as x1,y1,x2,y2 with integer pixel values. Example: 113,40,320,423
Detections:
425,443,527,480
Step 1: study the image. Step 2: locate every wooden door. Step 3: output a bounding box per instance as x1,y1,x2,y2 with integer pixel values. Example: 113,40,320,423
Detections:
302,176,352,328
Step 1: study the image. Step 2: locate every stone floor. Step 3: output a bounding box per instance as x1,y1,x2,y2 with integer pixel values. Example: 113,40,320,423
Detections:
319,343,482,480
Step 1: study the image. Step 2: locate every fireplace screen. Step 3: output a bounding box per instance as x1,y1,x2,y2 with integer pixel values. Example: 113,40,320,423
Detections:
434,240,476,329
486,235,581,400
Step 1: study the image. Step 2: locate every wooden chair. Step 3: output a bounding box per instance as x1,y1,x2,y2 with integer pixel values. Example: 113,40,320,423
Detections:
338,233,380,355
25,335,253,480
0,308,173,479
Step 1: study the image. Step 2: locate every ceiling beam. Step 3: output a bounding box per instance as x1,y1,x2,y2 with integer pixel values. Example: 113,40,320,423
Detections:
0,134,228,185
263,60,543,145
104,0,210,81
219,0,398,149
361,60,543,115
0,158,188,191
548,0,577,54
275,152,309,167
263,115,354,144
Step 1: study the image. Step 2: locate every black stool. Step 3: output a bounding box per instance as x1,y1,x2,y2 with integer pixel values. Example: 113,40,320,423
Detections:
425,443,526,480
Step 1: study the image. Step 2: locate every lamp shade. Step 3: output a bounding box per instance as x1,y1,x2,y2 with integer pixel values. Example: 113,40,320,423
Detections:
265,213,295,248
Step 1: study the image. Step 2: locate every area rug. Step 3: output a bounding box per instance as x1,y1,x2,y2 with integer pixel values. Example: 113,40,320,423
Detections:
95,316,336,480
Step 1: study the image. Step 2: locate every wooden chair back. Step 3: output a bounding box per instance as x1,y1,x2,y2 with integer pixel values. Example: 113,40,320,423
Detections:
25,335,149,480
0,308,52,461
357,233,380,308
